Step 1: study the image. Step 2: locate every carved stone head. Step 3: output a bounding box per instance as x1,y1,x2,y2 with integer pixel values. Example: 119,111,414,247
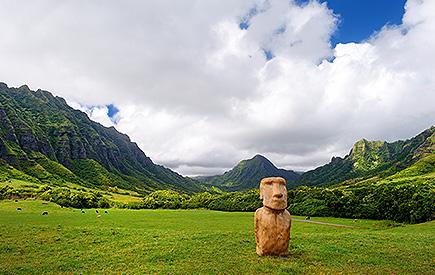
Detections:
259,177,288,210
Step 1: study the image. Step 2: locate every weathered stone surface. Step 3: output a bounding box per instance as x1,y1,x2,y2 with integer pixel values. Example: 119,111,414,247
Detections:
254,177,291,256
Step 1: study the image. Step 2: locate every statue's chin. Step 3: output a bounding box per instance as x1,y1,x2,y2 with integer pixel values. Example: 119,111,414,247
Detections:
264,201,287,211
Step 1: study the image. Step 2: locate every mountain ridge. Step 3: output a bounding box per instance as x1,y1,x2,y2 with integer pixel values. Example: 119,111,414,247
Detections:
0,82,433,193
299,126,435,186
0,82,201,193
200,127,434,191
198,154,301,191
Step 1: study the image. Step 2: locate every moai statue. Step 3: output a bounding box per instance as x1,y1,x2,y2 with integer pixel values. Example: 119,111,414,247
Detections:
254,177,291,256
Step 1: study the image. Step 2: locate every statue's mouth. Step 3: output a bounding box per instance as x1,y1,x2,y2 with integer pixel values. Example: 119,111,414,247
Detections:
272,198,285,202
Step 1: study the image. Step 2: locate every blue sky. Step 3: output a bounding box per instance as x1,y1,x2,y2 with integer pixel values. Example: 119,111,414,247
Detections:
243,0,407,61
305,0,407,46
107,104,119,119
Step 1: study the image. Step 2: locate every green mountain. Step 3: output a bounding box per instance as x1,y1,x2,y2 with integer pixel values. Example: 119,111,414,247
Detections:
198,154,300,191
299,126,435,186
200,128,434,192
0,83,201,193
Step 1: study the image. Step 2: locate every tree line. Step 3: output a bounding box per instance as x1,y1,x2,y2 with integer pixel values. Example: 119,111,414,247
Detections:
124,180,434,224
1,179,433,223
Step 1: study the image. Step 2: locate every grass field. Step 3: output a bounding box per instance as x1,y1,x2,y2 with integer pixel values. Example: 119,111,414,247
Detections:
0,200,434,274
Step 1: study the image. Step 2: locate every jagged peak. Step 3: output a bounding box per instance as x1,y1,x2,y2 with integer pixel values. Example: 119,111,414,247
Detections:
205,153,300,190
331,156,342,163
245,154,275,166
251,154,268,161
18,84,31,90
353,138,384,145
355,138,368,143
351,138,385,151
35,89,55,98
232,154,276,171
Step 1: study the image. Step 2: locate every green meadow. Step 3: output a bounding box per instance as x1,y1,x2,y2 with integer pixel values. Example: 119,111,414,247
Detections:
0,200,434,274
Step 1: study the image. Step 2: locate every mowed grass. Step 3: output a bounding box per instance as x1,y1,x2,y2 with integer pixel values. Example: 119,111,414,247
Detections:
0,200,434,274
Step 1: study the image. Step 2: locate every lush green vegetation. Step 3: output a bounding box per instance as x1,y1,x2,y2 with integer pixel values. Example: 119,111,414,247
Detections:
0,200,433,274
287,174,435,223
299,126,434,186
1,84,433,274
3,165,434,224
0,84,201,193
0,179,142,208
199,154,300,191
121,160,435,223
1,183,110,208
126,189,262,212
284,156,435,223
0,160,40,183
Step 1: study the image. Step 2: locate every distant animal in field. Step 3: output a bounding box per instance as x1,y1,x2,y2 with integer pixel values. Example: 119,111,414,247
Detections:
104,210,108,214
17,207,22,211
81,210,85,213
42,211,48,215
96,210,99,213
15,199,18,202
353,219,358,222
306,216,311,220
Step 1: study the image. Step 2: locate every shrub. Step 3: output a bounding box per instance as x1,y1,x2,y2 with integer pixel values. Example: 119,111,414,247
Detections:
38,186,110,208
287,180,435,223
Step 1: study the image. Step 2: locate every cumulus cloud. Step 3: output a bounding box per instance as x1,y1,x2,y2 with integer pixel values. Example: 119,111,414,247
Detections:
68,102,117,128
0,0,434,175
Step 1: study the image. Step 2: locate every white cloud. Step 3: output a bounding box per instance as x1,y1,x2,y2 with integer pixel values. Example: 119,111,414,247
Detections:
0,0,434,176
67,102,116,128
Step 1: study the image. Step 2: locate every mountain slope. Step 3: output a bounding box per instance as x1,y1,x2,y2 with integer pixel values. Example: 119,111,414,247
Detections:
199,154,300,191
0,83,201,193
299,126,435,186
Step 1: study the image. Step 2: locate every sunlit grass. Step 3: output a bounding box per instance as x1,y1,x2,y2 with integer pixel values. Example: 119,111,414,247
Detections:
0,199,433,274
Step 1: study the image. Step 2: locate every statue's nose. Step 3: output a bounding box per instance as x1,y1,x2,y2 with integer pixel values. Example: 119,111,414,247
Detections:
273,192,283,198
